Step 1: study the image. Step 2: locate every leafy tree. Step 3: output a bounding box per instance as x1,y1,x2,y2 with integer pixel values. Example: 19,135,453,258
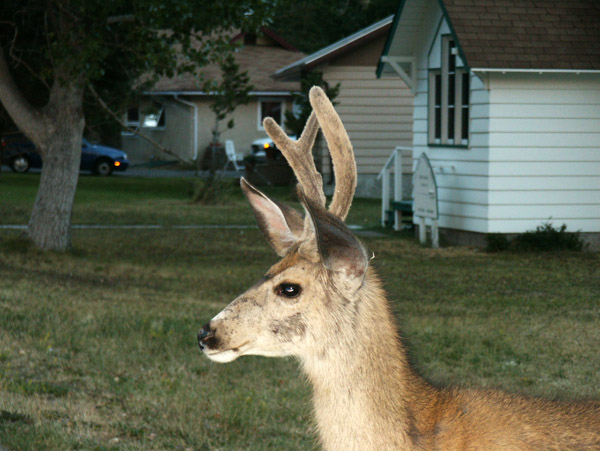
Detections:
206,52,251,173
271,0,398,53
208,52,252,145
198,51,252,205
0,0,271,251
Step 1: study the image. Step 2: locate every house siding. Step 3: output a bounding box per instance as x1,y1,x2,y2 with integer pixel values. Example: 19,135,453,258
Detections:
319,65,413,197
122,97,294,164
485,72,600,233
412,8,492,233
380,0,600,247
219,98,294,155
122,99,194,163
414,35,600,235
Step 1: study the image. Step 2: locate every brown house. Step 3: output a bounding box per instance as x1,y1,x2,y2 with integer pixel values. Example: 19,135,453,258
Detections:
274,16,414,198
122,28,303,164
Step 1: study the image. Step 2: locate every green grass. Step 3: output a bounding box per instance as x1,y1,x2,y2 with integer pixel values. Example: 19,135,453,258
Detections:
0,172,381,228
0,173,599,449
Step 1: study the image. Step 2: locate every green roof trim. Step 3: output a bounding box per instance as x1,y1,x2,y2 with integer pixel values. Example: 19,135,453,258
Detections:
435,0,470,70
376,0,407,78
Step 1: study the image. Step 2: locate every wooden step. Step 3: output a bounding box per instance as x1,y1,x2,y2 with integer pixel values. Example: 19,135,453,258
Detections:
391,200,413,213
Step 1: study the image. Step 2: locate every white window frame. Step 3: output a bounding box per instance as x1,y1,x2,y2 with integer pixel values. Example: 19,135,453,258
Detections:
257,98,285,131
142,103,166,130
428,35,469,146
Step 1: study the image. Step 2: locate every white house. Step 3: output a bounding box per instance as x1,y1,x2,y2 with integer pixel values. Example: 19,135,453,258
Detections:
378,0,600,248
274,17,413,198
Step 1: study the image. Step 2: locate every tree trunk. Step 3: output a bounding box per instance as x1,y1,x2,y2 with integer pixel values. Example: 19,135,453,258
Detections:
27,135,83,251
0,48,86,251
26,82,85,251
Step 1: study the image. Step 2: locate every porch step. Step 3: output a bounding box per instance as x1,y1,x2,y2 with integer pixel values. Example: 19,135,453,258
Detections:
391,200,413,213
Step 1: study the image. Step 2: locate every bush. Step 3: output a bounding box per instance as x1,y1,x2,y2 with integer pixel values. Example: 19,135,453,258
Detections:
487,223,585,253
511,223,585,252
485,233,510,252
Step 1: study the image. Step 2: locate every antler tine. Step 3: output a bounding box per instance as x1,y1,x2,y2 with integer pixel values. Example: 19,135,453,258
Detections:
309,86,356,221
263,112,326,208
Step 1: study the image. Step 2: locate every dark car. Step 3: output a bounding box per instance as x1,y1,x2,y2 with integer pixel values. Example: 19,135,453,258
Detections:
1,134,129,176
250,135,296,161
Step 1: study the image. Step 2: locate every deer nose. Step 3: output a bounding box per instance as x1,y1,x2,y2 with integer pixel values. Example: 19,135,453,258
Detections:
197,323,215,350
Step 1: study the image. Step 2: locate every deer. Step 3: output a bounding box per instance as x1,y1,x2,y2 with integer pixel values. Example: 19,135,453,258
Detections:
197,86,600,450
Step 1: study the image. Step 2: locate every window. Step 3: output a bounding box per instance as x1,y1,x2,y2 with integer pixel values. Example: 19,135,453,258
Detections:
125,107,140,127
258,99,284,130
121,107,141,136
142,103,166,129
428,36,469,146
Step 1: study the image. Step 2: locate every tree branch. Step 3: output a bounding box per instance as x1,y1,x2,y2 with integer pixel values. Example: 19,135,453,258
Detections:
87,83,193,165
107,14,136,24
0,21,52,92
0,46,44,141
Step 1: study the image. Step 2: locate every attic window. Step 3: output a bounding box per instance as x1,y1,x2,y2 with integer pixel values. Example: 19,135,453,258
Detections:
244,34,257,45
428,36,469,146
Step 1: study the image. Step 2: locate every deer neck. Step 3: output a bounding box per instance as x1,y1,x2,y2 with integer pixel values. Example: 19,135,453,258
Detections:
299,269,433,451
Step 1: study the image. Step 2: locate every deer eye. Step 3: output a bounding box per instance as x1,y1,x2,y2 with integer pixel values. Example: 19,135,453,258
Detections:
276,283,301,298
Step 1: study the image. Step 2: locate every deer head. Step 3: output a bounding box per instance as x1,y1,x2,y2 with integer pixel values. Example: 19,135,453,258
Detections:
198,86,368,363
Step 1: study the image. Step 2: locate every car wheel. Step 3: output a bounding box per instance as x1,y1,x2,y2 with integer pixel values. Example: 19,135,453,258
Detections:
93,159,113,176
11,155,30,173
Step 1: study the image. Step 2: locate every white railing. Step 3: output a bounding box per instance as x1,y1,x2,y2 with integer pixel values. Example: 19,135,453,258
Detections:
377,146,412,231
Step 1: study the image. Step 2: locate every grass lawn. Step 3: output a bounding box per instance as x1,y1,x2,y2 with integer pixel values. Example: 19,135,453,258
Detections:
0,172,379,228
0,173,599,450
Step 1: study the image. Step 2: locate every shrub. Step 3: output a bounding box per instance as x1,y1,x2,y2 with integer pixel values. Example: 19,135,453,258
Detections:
486,223,585,253
511,222,585,252
485,233,510,253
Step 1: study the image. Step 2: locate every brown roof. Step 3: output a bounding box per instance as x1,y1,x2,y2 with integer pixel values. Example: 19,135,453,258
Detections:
444,0,600,70
150,31,304,93
275,16,393,80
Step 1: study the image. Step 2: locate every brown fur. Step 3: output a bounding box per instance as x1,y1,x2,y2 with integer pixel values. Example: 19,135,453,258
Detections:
198,87,600,450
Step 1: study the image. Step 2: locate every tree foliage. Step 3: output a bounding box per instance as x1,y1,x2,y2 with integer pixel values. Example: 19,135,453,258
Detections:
208,52,252,142
0,0,273,250
6,0,272,138
270,0,399,53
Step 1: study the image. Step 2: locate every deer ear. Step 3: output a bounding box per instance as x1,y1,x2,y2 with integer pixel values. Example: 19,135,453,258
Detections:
300,192,368,292
241,178,303,256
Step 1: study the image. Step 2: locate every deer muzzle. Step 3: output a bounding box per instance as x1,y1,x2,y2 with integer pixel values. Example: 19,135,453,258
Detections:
197,322,216,351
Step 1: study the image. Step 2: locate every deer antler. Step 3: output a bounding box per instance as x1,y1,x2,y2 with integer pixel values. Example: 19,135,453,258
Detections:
309,86,356,221
263,111,326,208
263,86,357,221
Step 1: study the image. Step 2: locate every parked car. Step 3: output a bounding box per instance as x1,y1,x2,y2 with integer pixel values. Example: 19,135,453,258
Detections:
251,135,296,161
1,133,129,176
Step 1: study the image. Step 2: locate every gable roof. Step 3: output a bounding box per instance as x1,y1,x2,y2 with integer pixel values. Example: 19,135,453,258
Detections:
446,0,600,70
273,16,393,81
380,0,600,73
149,29,304,94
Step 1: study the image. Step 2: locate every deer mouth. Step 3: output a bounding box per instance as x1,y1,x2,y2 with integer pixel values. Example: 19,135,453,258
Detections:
201,340,251,363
